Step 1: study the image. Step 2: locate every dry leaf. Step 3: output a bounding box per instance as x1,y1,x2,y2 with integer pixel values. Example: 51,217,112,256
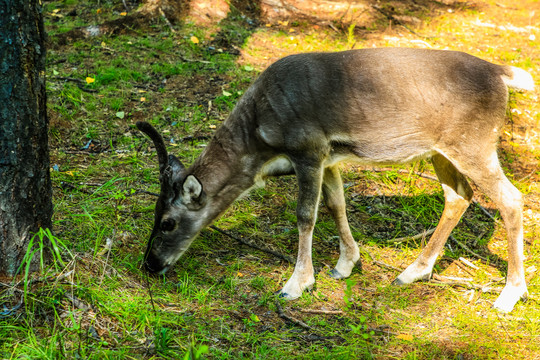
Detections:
190,36,200,44
85,77,95,84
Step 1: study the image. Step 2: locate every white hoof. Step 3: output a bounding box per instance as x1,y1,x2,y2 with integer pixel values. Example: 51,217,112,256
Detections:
278,271,315,300
393,262,432,285
331,250,360,279
493,284,528,313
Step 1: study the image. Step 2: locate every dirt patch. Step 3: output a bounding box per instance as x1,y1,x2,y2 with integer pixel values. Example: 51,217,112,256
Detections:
259,0,477,29
188,0,230,25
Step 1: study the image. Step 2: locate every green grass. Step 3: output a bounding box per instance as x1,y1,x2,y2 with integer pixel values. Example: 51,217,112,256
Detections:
2,0,540,359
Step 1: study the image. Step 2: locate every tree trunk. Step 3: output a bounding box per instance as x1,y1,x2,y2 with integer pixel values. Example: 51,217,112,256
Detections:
0,0,52,276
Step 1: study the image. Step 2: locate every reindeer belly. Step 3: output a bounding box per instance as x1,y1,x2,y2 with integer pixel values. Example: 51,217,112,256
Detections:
326,136,436,167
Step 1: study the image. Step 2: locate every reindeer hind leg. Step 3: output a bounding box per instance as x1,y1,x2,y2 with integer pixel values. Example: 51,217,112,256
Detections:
448,150,527,312
394,153,473,285
322,165,360,279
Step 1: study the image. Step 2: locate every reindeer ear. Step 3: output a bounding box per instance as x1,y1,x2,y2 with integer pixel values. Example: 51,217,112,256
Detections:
181,175,205,208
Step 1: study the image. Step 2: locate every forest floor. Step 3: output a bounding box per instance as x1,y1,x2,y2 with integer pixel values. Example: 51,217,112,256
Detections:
1,0,540,359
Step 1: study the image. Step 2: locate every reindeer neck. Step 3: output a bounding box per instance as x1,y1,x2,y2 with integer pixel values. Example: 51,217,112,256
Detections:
189,111,265,202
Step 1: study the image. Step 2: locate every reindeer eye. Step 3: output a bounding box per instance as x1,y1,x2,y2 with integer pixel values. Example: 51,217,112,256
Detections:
160,219,176,232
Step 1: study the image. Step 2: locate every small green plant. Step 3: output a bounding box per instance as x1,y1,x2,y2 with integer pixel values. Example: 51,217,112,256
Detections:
347,23,356,49
18,228,71,277
343,278,357,310
155,326,174,355
243,313,261,329
249,276,267,290
183,341,209,360
349,315,374,340
16,228,72,318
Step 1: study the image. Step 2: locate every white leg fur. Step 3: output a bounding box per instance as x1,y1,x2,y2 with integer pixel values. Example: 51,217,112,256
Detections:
278,160,322,300
493,283,528,313
331,240,360,279
279,263,315,300
322,165,361,280
394,258,436,285
395,155,473,286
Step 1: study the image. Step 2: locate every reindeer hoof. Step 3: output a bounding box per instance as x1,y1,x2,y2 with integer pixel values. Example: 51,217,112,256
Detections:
329,268,344,279
493,284,528,313
393,266,432,285
277,291,300,301
392,273,431,286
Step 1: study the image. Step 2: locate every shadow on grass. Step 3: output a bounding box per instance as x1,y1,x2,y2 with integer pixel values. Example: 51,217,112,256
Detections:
346,193,504,271
201,188,506,282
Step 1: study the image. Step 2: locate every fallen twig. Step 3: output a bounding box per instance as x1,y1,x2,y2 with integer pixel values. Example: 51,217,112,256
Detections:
52,76,98,93
58,181,92,195
179,56,212,64
459,257,480,270
433,274,472,282
454,259,477,278
65,293,90,311
371,260,501,294
143,272,157,316
275,300,315,331
472,200,498,222
430,274,502,294
298,308,344,315
127,189,160,198
373,260,402,272
283,302,397,339
158,7,176,33
450,235,489,262
210,226,295,264
387,228,436,244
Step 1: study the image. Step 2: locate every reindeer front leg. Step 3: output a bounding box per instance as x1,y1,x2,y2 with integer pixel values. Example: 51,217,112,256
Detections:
279,159,323,300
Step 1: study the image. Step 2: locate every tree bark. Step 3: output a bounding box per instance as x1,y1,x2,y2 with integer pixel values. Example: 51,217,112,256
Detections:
0,0,52,276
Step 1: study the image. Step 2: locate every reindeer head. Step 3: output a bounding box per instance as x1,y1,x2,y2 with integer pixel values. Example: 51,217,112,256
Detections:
136,122,207,274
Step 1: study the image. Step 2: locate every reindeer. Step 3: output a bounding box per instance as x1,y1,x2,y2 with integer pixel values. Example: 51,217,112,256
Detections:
136,48,534,313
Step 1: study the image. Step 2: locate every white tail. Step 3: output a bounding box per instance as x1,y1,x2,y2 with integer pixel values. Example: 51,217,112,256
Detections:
137,48,534,313
503,66,535,91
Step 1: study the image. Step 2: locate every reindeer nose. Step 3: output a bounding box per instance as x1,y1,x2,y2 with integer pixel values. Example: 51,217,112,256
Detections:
143,251,165,274
144,260,158,273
